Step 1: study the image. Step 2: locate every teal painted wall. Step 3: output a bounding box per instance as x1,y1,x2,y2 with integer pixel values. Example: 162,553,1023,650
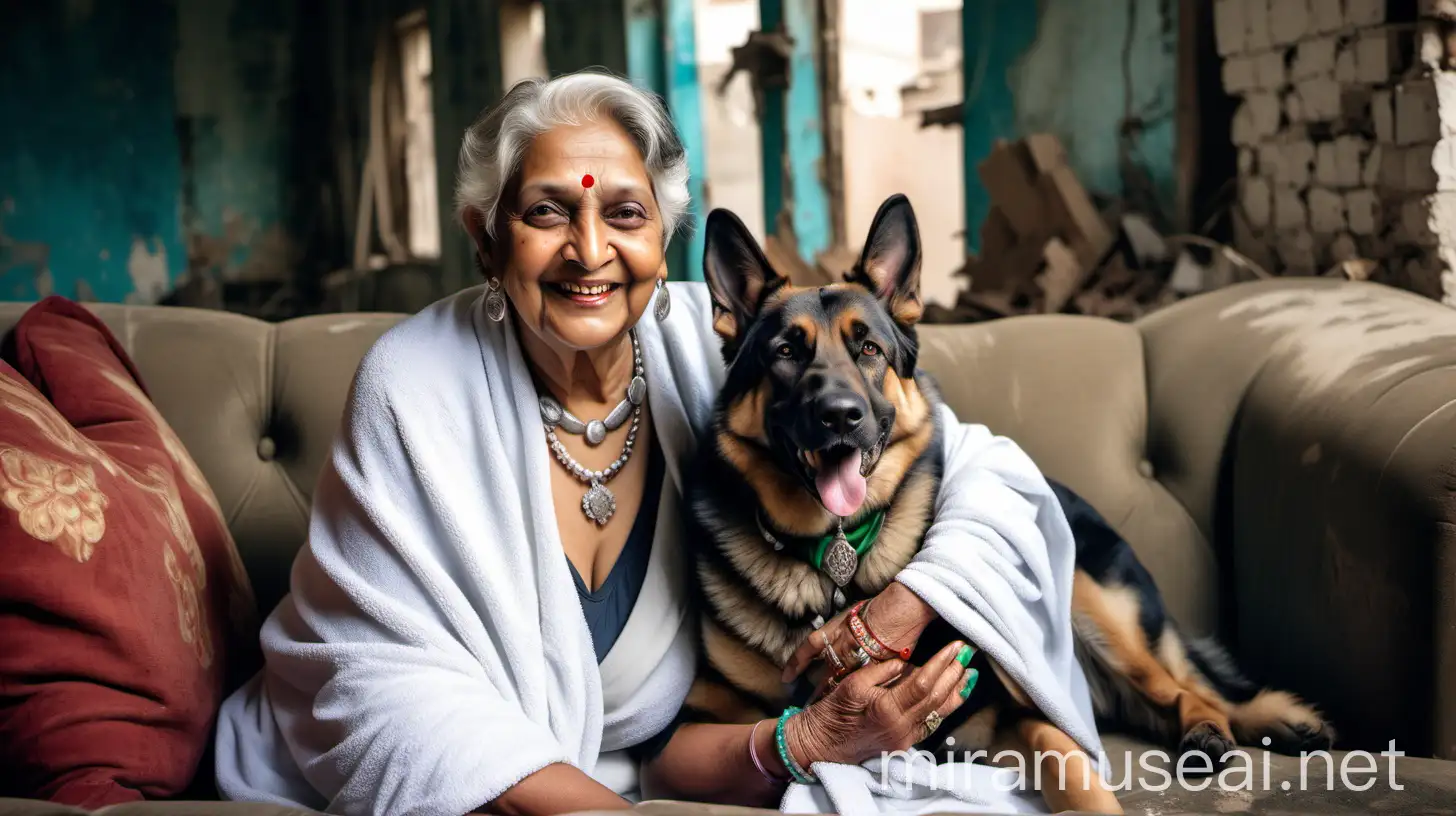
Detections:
964,0,1178,251
0,0,301,303
0,2,186,303
174,0,301,285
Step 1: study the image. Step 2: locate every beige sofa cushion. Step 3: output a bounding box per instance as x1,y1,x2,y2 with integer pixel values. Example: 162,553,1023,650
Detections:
918,316,1217,634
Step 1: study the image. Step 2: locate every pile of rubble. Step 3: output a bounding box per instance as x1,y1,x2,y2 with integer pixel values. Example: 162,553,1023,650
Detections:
924,134,1270,324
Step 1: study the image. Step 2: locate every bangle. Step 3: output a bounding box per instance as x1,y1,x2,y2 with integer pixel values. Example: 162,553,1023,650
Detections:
850,601,911,661
748,719,784,783
775,707,817,784
859,600,907,658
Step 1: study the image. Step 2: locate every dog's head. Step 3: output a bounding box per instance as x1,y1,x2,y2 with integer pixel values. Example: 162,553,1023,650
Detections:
703,194,931,523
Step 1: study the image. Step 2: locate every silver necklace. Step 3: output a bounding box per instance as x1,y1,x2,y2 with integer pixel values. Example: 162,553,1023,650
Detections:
538,335,646,446
540,330,643,525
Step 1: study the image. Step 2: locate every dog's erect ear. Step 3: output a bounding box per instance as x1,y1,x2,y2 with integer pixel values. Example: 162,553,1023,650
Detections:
844,194,923,326
703,208,789,355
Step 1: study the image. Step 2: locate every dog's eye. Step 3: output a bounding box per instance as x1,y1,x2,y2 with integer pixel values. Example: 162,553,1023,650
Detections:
861,342,881,357
776,343,795,358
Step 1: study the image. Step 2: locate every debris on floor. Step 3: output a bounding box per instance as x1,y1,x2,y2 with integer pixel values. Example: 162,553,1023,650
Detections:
922,134,1286,324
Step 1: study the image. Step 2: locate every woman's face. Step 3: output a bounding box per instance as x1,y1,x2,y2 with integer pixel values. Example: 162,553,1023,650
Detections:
479,118,666,354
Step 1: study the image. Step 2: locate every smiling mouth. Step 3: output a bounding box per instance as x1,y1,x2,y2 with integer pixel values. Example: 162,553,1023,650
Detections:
794,433,888,518
547,280,622,306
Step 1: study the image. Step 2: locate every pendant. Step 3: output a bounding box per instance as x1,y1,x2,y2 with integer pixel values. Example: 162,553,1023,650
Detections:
822,524,858,588
585,419,607,445
582,481,617,525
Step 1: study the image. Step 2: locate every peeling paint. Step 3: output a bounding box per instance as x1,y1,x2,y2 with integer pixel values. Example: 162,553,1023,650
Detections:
0,1,185,301
0,216,52,299
1,0,300,303
125,236,170,304
174,0,298,284
34,267,54,298
1010,0,1178,219
963,0,1179,250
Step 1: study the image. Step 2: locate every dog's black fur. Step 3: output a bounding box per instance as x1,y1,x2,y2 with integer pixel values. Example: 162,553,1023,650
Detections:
681,195,1335,801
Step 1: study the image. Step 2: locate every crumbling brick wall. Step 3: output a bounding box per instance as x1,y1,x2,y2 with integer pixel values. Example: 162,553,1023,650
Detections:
1217,0,1456,305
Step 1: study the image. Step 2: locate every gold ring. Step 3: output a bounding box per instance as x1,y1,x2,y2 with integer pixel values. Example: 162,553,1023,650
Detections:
922,710,943,739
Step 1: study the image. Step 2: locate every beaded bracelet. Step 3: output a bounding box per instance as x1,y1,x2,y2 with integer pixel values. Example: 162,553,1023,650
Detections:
775,706,817,784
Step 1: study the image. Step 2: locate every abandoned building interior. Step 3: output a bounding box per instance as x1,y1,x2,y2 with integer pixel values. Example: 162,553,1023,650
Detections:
5,1,1456,815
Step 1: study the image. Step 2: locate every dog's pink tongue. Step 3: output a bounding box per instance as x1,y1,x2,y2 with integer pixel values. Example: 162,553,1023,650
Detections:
816,449,867,517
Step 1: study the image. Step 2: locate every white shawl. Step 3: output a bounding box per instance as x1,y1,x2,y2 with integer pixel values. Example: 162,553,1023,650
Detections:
213,282,1103,816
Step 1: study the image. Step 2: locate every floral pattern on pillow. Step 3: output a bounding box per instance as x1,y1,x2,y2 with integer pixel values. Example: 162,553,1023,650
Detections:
0,364,212,665
0,447,108,563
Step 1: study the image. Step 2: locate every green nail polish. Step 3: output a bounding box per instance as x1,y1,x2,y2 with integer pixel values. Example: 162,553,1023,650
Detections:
960,668,980,698
955,644,975,668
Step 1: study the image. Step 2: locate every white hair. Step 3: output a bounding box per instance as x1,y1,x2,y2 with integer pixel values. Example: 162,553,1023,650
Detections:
454,71,692,248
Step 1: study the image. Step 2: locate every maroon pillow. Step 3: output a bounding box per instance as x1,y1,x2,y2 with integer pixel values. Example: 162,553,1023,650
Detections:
0,296,258,806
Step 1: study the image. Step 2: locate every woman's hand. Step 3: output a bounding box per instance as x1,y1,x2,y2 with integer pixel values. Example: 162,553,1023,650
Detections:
781,580,938,685
783,640,977,768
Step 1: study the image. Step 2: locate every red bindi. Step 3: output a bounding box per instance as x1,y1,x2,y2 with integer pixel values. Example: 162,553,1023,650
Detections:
581,174,595,189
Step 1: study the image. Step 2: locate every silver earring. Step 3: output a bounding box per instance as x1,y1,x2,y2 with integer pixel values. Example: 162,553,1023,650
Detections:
654,278,671,322
485,277,507,323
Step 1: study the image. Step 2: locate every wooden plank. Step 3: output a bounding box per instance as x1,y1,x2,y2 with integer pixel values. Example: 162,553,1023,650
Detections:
1037,236,1085,313
819,0,847,249
1024,133,1067,174
662,0,707,281
625,0,664,93
782,0,831,264
979,206,1017,260
1038,164,1113,268
976,141,1042,238
758,0,830,266
759,0,786,250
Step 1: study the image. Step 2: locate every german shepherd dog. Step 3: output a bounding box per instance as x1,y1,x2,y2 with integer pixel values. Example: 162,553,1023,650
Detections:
683,194,1335,812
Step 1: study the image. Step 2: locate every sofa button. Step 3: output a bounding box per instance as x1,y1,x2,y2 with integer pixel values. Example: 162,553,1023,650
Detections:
1138,459,1155,479
257,436,277,462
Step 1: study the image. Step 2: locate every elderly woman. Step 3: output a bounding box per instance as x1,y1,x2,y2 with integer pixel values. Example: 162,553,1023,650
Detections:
213,71,1101,815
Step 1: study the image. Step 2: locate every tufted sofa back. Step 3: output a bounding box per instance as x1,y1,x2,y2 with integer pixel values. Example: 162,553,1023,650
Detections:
4,276,1456,758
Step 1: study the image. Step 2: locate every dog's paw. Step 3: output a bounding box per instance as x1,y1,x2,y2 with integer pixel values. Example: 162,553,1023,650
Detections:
1264,719,1336,755
1231,691,1337,755
1178,721,1237,772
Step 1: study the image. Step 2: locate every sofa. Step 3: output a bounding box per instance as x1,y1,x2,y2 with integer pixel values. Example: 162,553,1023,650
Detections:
1,276,1455,816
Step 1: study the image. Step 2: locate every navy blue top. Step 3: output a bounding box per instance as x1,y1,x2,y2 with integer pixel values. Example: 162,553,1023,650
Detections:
567,443,664,663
